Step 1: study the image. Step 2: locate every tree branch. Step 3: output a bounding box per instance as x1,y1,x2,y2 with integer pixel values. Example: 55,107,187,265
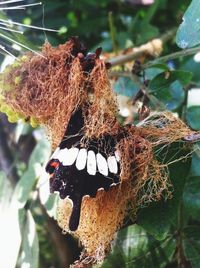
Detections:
39,200,80,268
143,45,200,69
108,28,176,66
109,45,200,74
108,11,118,55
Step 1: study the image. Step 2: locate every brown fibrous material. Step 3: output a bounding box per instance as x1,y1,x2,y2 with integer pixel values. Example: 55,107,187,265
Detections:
2,39,87,146
0,38,196,266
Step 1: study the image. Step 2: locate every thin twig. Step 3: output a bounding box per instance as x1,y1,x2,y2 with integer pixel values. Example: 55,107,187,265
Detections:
109,28,176,66
0,0,24,5
0,18,58,32
38,197,80,267
110,44,200,73
108,11,118,55
0,2,42,10
143,45,200,69
0,33,45,57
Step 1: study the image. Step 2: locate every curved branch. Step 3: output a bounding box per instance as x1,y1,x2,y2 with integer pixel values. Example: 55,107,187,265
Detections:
108,28,176,66
143,45,200,69
39,199,80,268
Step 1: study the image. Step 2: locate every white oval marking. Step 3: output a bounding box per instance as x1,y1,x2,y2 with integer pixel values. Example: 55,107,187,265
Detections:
62,147,79,166
57,148,68,162
87,150,96,175
96,153,108,176
115,150,120,162
51,147,60,159
107,156,118,174
76,148,87,170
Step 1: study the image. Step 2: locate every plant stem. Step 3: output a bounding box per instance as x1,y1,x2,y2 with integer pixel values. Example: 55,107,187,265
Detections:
39,198,80,267
143,46,200,69
108,11,118,55
109,27,200,69
109,28,176,66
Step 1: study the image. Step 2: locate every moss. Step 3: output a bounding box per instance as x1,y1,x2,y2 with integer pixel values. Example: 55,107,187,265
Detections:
11,55,28,68
0,79,12,92
7,114,19,123
0,101,26,123
30,117,39,128
0,56,29,94
14,76,21,85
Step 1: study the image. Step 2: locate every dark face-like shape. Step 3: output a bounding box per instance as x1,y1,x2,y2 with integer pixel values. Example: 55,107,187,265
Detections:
45,108,121,231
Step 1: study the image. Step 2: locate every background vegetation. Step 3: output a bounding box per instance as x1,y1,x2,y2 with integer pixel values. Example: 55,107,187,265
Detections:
0,0,200,267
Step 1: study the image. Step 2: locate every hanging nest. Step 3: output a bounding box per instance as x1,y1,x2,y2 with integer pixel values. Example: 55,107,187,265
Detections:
0,37,196,266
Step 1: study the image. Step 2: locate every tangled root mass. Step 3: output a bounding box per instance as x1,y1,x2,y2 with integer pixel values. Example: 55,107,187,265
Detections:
0,37,196,265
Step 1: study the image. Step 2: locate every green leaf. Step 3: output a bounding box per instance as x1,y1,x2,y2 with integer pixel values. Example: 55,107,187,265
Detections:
39,172,59,218
190,143,200,176
18,210,39,268
96,38,112,52
183,176,200,220
137,143,192,239
0,205,23,268
166,81,185,110
15,121,32,143
145,66,165,80
116,32,133,50
103,225,176,268
0,171,13,211
146,64,170,72
186,106,200,130
12,139,51,209
131,21,159,45
176,0,200,48
181,57,200,85
149,70,192,91
0,172,21,268
149,70,192,110
136,23,159,45
183,226,200,268
114,77,138,98
43,194,59,219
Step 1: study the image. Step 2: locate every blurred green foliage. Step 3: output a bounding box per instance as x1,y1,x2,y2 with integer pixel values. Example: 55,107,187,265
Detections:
7,0,190,50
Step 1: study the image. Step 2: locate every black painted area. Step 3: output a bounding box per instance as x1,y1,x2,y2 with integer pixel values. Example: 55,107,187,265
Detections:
46,108,122,231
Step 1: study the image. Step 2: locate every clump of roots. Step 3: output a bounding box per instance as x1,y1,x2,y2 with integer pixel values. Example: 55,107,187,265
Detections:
0,38,196,266
58,117,187,264
0,38,88,146
83,60,119,138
